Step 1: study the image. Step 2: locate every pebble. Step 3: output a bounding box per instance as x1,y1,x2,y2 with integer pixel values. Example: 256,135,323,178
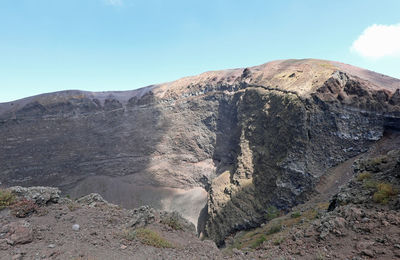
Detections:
72,224,80,231
48,244,56,248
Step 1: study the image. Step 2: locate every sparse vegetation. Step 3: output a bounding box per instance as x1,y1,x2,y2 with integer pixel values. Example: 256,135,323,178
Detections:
370,156,387,165
290,211,301,218
250,234,267,249
273,236,285,245
0,189,15,209
266,223,282,235
122,228,137,241
373,182,398,204
228,203,327,251
363,179,378,189
10,199,38,218
315,251,325,260
357,171,372,181
161,215,183,230
122,228,175,248
266,205,280,220
135,228,175,248
360,177,398,204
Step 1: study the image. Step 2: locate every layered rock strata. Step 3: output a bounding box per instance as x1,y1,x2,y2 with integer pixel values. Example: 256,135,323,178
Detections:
0,59,399,242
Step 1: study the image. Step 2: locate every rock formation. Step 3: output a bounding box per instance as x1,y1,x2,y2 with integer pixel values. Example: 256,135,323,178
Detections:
0,59,399,244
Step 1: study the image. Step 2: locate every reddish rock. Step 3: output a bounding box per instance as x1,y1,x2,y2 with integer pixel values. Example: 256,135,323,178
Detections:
3,221,33,245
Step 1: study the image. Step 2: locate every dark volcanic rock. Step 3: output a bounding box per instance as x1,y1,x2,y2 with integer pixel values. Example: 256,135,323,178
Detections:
0,59,399,244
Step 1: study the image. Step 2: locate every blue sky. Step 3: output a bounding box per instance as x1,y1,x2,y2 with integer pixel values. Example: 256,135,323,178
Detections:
1,0,399,102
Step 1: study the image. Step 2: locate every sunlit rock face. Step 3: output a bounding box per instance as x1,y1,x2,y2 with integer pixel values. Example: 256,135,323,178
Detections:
0,59,399,238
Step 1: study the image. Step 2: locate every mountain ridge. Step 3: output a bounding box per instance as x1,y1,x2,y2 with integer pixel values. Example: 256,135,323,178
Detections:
0,58,399,245
1,58,399,111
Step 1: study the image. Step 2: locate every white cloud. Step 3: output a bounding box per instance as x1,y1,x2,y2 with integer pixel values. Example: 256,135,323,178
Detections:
104,0,123,6
351,23,400,59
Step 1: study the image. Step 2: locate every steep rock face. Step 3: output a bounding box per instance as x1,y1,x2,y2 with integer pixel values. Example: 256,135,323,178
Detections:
0,90,234,226
205,69,400,244
0,59,399,240
207,77,392,242
0,72,243,226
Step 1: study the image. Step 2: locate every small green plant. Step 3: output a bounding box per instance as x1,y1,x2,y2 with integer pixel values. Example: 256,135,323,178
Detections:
357,172,372,181
161,215,183,230
0,189,15,209
315,251,325,260
250,234,267,249
267,223,282,235
273,236,284,245
136,228,175,248
363,179,378,189
370,156,387,165
122,228,137,241
266,206,280,221
123,228,175,248
373,183,398,204
290,211,301,218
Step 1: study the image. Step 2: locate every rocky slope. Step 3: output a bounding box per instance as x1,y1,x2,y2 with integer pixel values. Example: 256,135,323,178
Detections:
223,137,400,260
0,188,222,259
0,59,399,244
1,141,399,259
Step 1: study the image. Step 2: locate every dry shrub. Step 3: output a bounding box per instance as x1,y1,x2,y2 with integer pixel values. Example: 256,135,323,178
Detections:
0,189,15,209
161,215,183,230
357,172,372,181
11,199,38,218
373,183,398,204
123,228,175,248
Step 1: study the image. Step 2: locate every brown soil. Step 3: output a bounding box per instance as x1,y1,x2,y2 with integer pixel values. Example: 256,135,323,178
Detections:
0,201,222,260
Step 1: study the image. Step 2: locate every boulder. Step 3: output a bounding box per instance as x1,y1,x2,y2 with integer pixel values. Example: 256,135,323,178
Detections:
160,211,196,233
1,221,33,245
8,186,60,205
127,206,156,228
76,193,108,205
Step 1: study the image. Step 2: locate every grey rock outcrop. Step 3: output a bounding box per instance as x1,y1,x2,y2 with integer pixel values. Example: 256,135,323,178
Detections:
126,205,196,233
76,193,108,205
127,206,157,228
8,186,60,205
160,211,196,233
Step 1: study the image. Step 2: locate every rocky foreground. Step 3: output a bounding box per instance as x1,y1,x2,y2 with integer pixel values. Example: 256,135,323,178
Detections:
223,147,400,260
1,145,400,259
0,188,222,259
